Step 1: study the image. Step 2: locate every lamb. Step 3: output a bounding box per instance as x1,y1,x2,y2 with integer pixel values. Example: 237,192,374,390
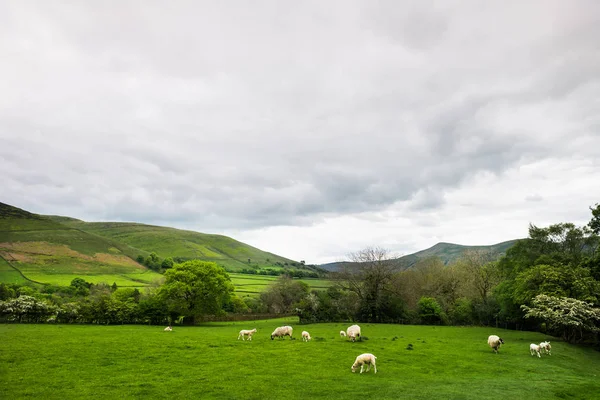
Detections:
540,341,551,355
238,328,257,341
351,353,377,374
302,331,311,342
487,335,504,353
340,330,347,338
271,325,293,340
164,326,172,332
347,325,361,342
530,343,541,358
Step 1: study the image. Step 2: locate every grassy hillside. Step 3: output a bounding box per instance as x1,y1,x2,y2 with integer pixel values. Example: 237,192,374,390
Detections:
55,220,302,272
0,202,162,287
320,240,520,272
2,320,598,399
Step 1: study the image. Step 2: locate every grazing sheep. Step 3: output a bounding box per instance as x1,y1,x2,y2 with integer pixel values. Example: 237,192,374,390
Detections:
487,335,504,353
302,331,311,342
340,330,347,338
351,353,377,374
238,328,257,341
540,341,551,355
164,326,172,332
271,325,293,340
530,343,541,358
347,325,361,342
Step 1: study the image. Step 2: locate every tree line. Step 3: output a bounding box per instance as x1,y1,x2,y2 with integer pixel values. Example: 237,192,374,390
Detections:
1,204,599,343
260,204,600,343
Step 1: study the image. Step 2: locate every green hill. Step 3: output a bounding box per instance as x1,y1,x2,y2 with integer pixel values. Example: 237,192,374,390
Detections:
0,202,162,287
52,219,301,272
320,240,520,271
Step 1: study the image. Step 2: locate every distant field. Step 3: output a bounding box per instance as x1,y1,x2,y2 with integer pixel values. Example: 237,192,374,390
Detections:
230,273,333,298
24,272,163,287
2,320,599,399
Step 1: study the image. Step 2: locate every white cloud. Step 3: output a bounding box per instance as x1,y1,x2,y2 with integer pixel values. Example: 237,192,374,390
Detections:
1,1,599,263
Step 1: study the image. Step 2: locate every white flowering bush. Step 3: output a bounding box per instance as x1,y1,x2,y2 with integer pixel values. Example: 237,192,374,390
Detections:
0,295,57,323
521,294,600,343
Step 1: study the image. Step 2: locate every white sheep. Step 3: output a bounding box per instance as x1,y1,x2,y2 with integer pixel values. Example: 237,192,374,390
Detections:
271,325,293,340
530,343,541,358
540,341,551,355
302,331,311,342
347,325,361,342
487,335,504,353
340,330,347,338
164,326,172,332
351,353,377,374
238,328,257,341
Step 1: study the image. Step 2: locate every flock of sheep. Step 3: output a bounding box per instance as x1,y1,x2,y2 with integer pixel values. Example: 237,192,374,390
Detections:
488,335,552,358
166,325,551,373
237,324,376,373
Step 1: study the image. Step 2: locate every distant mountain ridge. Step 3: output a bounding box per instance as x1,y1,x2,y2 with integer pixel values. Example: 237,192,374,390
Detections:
319,239,520,272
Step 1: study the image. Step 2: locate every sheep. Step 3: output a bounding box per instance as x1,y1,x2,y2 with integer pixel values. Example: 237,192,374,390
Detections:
540,341,551,355
164,326,172,332
238,328,257,341
271,325,293,340
351,353,377,374
487,335,504,353
340,330,347,338
302,331,311,342
530,343,541,358
347,325,361,342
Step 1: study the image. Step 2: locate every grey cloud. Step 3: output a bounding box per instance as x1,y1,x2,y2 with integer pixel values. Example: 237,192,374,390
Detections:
1,0,599,232
526,194,543,202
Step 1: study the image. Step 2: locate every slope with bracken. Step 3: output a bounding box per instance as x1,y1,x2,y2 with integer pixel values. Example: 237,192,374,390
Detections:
51,219,303,272
0,202,162,287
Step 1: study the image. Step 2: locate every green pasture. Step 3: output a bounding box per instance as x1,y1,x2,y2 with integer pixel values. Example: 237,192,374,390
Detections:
230,273,333,297
0,258,27,284
2,320,598,399
24,272,163,287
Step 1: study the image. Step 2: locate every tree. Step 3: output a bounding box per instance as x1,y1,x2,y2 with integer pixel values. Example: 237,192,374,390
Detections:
457,251,500,305
513,264,599,305
333,247,399,322
418,296,444,324
145,252,161,270
260,276,308,314
589,203,600,235
158,260,234,323
161,257,174,270
522,294,600,343
70,278,91,296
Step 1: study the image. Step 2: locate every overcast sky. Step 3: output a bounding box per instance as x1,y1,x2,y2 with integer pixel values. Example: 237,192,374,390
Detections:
1,1,599,264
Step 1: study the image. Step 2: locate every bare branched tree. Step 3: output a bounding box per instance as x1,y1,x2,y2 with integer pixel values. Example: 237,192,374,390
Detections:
457,250,500,305
333,246,400,322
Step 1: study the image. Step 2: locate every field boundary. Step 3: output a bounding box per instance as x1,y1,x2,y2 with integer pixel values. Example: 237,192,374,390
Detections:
0,254,45,285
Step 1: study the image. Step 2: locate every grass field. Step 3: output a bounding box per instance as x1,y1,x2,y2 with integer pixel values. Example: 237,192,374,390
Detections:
1,319,599,399
0,257,27,284
230,273,333,297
